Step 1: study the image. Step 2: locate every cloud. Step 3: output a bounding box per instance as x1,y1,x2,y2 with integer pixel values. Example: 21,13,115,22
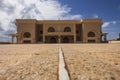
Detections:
0,0,82,42
102,22,111,27
102,21,120,27
93,14,99,18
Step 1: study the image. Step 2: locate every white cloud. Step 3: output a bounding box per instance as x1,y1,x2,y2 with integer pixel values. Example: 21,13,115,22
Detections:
102,21,120,27
0,0,82,42
93,14,99,18
102,22,111,27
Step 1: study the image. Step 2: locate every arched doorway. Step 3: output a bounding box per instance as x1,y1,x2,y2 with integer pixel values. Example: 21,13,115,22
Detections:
63,37,69,43
50,37,57,43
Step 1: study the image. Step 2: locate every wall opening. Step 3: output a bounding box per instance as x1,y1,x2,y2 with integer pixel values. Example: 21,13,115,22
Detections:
23,32,31,38
88,32,95,37
76,24,82,41
50,37,57,43
48,27,55,32
88,40,96,43
63,37,69,43
23,40,31,43
64,27,71,32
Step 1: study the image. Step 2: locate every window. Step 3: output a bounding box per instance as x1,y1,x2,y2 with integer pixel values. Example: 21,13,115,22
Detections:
88,32,95,37
64,27,71,32
40,31,43,34
48,27,55,32
76,30,79,34
23,32,31,38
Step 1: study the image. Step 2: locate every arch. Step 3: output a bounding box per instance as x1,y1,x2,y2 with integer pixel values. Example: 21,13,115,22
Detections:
50,37,57,43
23,32,31,38
88,32,95,37
48,27,55,32
63,37,69,43
64,27,71,32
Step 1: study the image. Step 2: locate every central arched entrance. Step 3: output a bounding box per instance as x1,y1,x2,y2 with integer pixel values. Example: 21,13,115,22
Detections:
50,37,57,43
63,37,69,43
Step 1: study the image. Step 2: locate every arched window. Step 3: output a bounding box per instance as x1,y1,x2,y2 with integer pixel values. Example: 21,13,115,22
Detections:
88,32,95,37
48,27,55,32
64,27,71,32
23,32,31,38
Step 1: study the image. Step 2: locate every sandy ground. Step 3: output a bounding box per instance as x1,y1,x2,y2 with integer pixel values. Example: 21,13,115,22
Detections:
62,44,120,80
0,44,120,80
0,44,59,80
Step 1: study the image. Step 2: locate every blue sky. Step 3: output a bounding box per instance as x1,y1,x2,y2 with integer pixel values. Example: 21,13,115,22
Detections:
59,0,120,40
0,0,120,42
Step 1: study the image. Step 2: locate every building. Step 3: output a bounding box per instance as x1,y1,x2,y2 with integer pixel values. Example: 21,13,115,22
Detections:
11,18,107,44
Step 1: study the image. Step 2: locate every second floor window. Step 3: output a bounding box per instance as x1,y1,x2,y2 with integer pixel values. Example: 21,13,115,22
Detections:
64,27,71,32
48,27,55,32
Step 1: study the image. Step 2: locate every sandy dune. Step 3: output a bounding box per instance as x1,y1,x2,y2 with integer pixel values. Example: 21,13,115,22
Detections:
0,44,120,80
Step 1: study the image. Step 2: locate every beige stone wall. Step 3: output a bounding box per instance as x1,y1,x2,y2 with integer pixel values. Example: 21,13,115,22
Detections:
16,20,36,43
82,19,102,43
16,19,102,43
109,41,120,43
44,23,75,34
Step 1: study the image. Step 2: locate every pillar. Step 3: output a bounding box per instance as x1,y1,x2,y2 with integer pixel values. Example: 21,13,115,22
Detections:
16,36,18,44
12,36,14,44
58,35,61,43
104,35,107,42
74,36,76,43
43,36,45,43
74,24,76,43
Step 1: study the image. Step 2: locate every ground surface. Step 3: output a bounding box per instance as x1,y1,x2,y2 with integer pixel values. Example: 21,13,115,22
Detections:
0,44,120,80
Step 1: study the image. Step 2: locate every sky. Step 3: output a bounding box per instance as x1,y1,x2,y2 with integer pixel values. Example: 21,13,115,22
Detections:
0,0,120,42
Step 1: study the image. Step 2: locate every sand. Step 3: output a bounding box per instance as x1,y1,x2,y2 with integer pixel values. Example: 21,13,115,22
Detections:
0,44,59,80
0,44,120,80
62,44,120,80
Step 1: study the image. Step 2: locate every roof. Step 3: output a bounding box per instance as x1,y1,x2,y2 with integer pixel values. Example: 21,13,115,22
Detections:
16,18,102,24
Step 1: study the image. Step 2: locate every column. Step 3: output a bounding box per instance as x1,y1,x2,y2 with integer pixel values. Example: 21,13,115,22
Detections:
58,35,61,43
43,24,45,43
16,36,18,44
74,24,76,43
104,35,107,42
12,36,14,44
43,36,45,43
74,35,76,43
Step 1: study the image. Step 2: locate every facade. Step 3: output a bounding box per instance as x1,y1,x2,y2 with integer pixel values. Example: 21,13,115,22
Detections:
12,18,106,44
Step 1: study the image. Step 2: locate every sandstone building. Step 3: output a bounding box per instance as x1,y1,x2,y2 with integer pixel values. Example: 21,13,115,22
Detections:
11,18,107,43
